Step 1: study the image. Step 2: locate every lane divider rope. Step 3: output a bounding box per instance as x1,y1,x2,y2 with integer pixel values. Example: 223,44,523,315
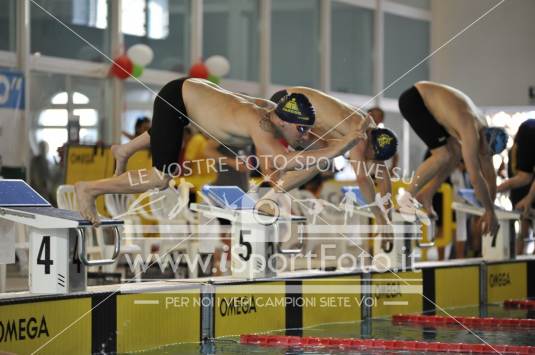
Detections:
504,300,535,310
392,314,535,328
240,334,535,354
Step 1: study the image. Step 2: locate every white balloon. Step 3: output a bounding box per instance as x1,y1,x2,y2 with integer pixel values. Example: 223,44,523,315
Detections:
127,44,154,66
205,55,230,77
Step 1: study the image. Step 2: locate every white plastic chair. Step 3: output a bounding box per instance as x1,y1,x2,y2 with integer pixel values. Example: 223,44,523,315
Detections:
104,193,144,280
136,187,199,278
290,190,352,266
56,185,105,270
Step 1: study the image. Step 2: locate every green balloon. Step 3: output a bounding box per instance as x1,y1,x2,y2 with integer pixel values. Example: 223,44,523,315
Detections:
132,64,144,78
208,74,221,85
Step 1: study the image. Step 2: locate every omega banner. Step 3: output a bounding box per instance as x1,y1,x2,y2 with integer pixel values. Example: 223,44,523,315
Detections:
0,68,25,168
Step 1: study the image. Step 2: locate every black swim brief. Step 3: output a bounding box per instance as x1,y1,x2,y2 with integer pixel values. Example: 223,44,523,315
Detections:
148,78,190,173
398,86,450,150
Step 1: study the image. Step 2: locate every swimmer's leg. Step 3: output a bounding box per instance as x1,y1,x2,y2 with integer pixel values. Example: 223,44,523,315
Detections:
415,139,461,218
75,167,171,225
112,132,151,176
409,138,460,197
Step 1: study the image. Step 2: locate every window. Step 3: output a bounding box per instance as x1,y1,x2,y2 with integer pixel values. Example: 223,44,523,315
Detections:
331,1,373,95
122,0,169,39
72,0,108,29
123,0,190,72
123,82,159,143
32,73,105,161
36,90,99,160
31,0,110,61
0,0,16,51
271,0,321,88
383,13,430,98
203,0,260,81
388,0,430,10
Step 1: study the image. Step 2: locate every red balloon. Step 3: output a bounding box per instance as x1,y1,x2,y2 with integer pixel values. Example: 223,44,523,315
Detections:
188,62,209,79
110,55,133,79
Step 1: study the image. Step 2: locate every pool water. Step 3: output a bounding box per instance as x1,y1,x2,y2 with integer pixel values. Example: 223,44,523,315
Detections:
134,305,535,354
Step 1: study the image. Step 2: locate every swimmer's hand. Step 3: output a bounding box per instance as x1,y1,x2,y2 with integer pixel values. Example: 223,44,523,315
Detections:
515,197,533,219
256,199,277,216
479,210,499,238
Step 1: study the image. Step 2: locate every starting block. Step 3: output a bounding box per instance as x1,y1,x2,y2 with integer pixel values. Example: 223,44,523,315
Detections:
0,180,123,293
453,188,519,260
342,186,416,270
191,186,306,279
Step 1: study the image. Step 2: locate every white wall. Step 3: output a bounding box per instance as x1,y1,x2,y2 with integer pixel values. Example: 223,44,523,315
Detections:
430,0,535,106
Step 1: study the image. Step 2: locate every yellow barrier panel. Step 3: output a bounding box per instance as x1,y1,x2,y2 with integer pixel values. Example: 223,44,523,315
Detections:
0,298,91,354
65,145,111,184
117,291,201,353
487,262,527,303
125,149,153,173
214,282,286,338
301,276,361,332
64,145,112,215
420,184,454,260
391,181,454,260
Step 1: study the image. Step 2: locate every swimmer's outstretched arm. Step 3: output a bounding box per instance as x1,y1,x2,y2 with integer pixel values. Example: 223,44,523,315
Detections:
376,163,392,211
516,179,535,218
273,168,320,193
461,128,498,236
349,143,391,225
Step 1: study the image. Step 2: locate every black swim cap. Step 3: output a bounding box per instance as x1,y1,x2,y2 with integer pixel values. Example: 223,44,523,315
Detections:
270,89,288,104
370,128,398,161
275,93,316,126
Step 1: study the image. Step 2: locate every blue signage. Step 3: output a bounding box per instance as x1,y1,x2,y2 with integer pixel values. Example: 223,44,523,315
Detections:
0,69,25,110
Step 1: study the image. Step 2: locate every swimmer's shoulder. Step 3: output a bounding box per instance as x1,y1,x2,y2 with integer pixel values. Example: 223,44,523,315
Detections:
287,86,346,107
287,86,325,98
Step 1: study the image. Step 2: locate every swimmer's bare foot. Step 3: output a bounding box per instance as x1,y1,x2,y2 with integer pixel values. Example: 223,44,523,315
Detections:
74,182,100,226
111,144,129,176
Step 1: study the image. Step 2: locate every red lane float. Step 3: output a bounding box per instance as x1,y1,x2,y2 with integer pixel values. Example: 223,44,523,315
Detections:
240,334,535,354
392,314,535,328
504,299,535,309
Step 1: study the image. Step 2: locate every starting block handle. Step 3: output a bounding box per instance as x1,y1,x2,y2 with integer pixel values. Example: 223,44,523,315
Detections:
416,240,435,248
415,220,436,248
276,222,305,254
76,227,121,266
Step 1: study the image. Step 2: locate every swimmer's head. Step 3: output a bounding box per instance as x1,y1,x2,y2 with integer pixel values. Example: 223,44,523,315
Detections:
483,127,508,155
368,128,398,161
269,90,288,105
270,93,316,146
274,93,316,127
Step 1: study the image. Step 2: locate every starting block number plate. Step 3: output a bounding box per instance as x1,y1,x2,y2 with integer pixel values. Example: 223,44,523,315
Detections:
29,229,85,293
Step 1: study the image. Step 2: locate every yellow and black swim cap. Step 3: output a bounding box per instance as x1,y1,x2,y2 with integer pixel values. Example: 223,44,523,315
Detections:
370,128,398,161
275,93,316,126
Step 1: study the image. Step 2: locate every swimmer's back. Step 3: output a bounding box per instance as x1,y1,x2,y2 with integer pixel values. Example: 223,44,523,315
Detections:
182,78,261,145
414,81,485,136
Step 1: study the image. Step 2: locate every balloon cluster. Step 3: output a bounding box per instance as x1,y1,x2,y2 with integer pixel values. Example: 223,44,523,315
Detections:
110,44,154,80
188,55,230,84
